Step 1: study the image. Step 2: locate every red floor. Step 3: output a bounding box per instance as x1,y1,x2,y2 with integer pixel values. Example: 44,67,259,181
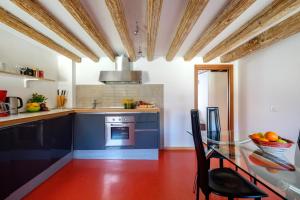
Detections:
24,151,280,200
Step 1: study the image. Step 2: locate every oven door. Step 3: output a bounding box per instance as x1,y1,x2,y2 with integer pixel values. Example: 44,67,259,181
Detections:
105,122,135,146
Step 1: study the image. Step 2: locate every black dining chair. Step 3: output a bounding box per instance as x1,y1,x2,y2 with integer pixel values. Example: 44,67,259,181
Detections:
206,107,224,168
191,109,268,200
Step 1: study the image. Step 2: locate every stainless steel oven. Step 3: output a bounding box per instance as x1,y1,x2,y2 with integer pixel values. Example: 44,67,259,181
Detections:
105,116,135,146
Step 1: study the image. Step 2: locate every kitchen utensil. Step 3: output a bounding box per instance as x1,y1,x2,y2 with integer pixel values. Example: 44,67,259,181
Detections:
57,89,67,109
0,90,7,102
0,102,9,117
5,96,23,115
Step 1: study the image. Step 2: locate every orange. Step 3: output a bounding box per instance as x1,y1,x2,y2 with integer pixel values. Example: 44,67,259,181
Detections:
259,137,269,142
264,131,278,142
251,133,262,140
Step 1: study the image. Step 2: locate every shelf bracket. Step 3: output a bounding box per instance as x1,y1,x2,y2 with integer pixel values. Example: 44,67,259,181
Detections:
24,78,38,88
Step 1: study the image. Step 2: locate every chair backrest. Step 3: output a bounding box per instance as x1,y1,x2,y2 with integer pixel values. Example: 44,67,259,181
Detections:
297,130,300,151
191,109,209,193
206,107,221,141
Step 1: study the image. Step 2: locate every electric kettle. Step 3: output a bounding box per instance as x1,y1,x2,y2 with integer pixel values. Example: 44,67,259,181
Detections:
6,96,23,115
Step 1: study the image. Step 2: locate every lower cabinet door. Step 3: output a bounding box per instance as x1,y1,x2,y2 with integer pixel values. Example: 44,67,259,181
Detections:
0,126,13,200
11,121,51,193
135,131,159,149
43,115,73,163
74,114,105,150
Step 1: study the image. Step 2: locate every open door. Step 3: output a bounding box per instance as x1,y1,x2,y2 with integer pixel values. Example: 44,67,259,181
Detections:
194,64,234,142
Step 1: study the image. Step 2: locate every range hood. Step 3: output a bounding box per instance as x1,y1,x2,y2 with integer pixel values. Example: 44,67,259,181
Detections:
99,55,142,84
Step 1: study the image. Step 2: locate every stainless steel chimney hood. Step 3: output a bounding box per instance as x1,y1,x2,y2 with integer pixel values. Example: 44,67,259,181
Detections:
99,55,142,84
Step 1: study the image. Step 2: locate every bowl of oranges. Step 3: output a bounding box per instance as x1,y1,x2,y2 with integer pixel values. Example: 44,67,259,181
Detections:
249,132,294,155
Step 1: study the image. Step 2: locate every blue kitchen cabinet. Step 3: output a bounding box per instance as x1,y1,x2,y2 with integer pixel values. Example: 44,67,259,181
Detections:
135,113,160,149
0,114,73,199
0,126,14,200
74,112,160,150
43,114,73,163
135,130,159,148
11,121,51,196
74,114,105,150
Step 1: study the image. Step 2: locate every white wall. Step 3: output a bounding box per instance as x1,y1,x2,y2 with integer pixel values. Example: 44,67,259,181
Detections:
237,33,300,141
76,57,203,147
57,56,76,108
198,71,209,123
0,27,72,111
0,28,60,110
208,72,228,131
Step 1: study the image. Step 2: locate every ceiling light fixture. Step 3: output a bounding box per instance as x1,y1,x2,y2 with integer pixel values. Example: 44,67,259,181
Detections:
134,21,143,58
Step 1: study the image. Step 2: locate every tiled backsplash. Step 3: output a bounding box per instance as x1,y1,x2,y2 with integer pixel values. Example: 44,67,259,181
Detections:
76,84,164,108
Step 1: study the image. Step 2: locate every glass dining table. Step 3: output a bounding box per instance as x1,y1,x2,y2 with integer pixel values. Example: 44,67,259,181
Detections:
186,130,300,200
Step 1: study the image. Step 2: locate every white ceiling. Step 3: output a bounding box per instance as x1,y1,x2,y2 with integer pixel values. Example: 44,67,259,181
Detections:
0,0,291,62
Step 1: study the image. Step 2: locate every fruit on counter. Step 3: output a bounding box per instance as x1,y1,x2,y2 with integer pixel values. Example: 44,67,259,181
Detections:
250,131,289,144
264,131,279,142
251,132,264,139
136,100,155,108
277,139,287,144
122,98,135,109
40,102,49,111
138,104,155,108
27,92,48,112
26,102,40,112
258,137,269,142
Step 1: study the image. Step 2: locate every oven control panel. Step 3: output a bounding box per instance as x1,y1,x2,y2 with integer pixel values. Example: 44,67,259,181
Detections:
105,116,135,123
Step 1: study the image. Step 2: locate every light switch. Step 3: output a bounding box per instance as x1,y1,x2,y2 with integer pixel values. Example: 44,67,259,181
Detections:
270,105,279,112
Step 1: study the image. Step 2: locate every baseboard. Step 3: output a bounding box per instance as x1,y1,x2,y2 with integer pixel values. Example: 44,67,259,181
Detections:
6,153,72,200
73,149,159,160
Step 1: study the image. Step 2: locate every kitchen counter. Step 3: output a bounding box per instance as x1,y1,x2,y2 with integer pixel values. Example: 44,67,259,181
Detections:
0,108,160,127
73,107,160,113
0,109,73,127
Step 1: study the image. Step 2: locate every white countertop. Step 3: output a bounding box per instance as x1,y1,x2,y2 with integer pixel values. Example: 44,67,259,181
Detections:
0,109,73,127
0,107,160,127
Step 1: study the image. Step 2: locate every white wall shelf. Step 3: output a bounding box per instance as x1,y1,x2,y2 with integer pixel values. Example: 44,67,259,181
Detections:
0,70,55,88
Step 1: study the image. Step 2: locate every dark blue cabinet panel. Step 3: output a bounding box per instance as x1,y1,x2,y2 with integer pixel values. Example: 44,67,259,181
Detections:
135,131,159,148
135,113,160,149
0,114,73,199
43,114,73,163
11,121,51,195
135,113,158,122
74,113,160,150
135,122,158,129
74,114,105,150
0,126,14,200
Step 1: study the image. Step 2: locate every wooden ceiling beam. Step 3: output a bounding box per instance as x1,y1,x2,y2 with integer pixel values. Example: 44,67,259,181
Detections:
59,0,116,62
221,11,300,63
0,7,81,62
105,0,136,61
165,0,208,61
147,0,163,61
184,0,255,61
11,0,98,62
204,0,300,62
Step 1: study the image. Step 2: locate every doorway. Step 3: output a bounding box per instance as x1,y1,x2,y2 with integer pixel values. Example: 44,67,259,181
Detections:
194,64,234,142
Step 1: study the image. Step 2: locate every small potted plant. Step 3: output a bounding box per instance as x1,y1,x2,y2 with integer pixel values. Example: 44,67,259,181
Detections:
27,93,49,112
